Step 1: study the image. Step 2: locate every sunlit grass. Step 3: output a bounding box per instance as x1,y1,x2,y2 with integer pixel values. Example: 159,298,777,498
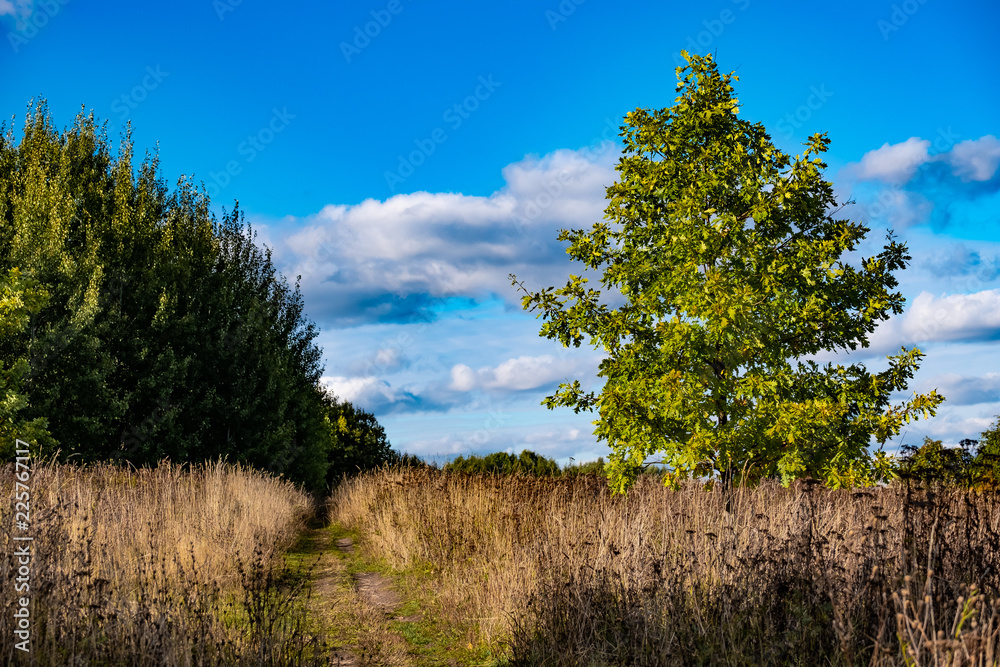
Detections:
330,467,1000,665
0,460,331,665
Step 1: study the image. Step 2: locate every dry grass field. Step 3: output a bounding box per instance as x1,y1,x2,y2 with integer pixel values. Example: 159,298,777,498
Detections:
7,460,1000,665
0,460,326,666
329,468,1000,666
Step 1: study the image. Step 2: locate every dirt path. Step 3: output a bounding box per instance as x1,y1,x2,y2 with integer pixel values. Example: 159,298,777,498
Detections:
334,538,420,623
334,537,401,614
300,530,413,666
297,529,359,666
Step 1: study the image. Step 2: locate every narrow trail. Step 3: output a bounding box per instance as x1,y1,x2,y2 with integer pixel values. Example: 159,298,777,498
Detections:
297,528,359,666
335,537,421,623
298,527,415,666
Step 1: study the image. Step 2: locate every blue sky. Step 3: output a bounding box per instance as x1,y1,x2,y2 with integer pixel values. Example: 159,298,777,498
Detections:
2,0,999,464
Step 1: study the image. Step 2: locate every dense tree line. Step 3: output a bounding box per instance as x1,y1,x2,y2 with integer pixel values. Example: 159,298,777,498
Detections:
0,102,394,492
898,420,1000,488
445,450,563,476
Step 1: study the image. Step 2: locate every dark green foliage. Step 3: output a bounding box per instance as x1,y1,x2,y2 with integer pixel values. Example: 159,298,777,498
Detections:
898,418,1000,489
973,416,1000,487
391,452,431,469
325,398,398,486
444,450,561,476
897,437,975,486
562,457,608,477
0,268,52,457
0,102,393,492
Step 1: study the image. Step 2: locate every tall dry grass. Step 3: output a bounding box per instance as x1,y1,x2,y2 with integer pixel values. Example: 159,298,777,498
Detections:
329,468,1000,666
0,459,328,665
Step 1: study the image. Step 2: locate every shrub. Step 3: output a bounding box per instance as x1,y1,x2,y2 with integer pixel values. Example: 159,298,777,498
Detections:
444,449,561,476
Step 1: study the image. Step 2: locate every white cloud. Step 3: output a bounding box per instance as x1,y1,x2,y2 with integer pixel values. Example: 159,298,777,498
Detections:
827,289,1000,359
486,355,582,391
320,375,416,412
849,137,931,184
915,373,1000,407
903,410,998,446
393,419,605,463
0,0,30,19
448,364,476,392
902,290,1000,343
347,346,408,375
947,135,1000,182
263,144,617,325
448,354,590,392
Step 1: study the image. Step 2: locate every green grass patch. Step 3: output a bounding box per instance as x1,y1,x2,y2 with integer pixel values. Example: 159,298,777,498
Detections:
326,521,510,666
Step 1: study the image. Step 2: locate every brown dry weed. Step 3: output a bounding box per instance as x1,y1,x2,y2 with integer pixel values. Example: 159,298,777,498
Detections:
329,468,1000,666
0,460,330,665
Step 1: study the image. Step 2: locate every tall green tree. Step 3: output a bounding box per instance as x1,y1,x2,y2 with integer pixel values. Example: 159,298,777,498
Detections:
0,268,52,456
513,53,944,493
971,417,1000,488
325,397,396,487
0,101,393,492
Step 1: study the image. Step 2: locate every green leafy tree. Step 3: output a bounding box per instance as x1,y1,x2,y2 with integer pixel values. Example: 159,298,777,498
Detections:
972,417,1000,488
512,53,943,493
444,449,561,476
897,437,975,486
0,101,393,492
562,457,608,477
325,397,397,486
0,268,52,456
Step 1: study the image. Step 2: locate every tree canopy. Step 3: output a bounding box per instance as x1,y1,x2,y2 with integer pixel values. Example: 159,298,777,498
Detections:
0,102,396,492
513,53,944,493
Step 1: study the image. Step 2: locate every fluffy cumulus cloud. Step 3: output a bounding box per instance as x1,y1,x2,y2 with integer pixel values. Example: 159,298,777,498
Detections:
838,133,1000,239
947,136,1000,182
448,354,591,392
0,0,31,20
905,409,998,446
321,375,420,413
346,347,409,376
903,290,1000,343
847,137,931,184
262,145,617,326
860,289,1000,356
915,373,1000,407
396,422,601,464
318,350,598,417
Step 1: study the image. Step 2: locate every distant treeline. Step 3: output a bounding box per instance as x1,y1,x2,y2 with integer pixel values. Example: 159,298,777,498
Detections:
434,430,1000,487
437,450,666,478
0,102,395,492
897,429,1000,488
